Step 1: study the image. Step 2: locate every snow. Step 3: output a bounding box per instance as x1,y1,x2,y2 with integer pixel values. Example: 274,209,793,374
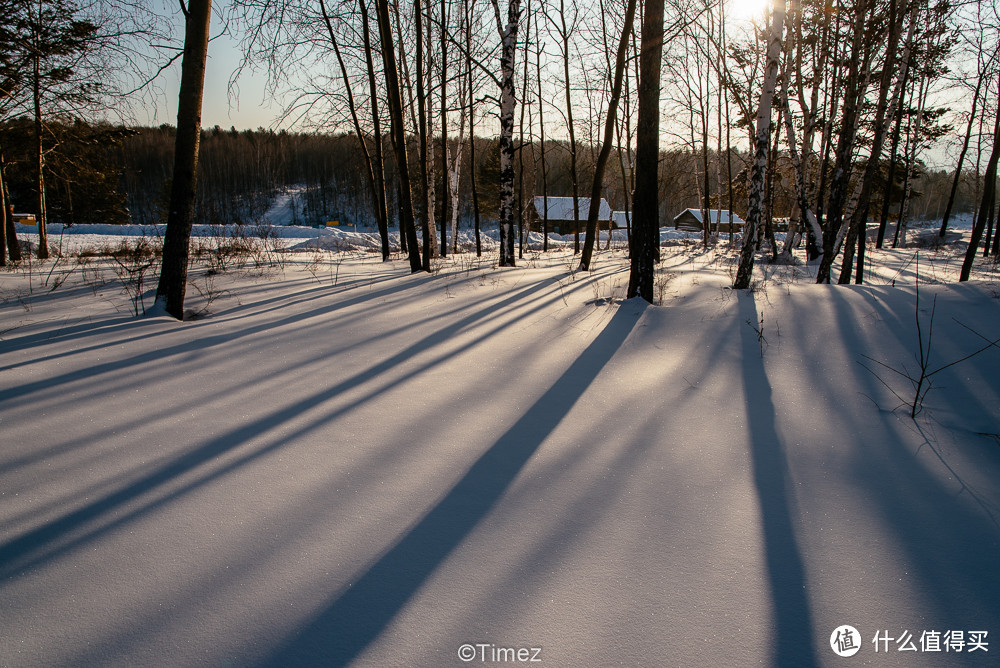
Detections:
1,224,999,667
531,196,612,221
675,208,747,225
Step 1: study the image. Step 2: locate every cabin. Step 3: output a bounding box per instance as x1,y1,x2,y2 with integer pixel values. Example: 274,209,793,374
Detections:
526,196,611,235
673,209,745,233
610,211,632,230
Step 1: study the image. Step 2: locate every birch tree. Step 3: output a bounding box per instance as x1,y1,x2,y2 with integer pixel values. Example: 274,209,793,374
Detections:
733,0,786,290
491,0,520,267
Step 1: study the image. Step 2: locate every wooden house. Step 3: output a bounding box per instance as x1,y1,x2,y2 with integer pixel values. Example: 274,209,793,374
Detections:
610,211,632,230
526,196,611,235
673,209,745,233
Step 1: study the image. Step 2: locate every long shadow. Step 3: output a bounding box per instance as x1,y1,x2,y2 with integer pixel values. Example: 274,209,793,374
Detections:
826,287,1000,627
738,294,818,667
0,275,582,578
0,271,430,401
254,302,644,667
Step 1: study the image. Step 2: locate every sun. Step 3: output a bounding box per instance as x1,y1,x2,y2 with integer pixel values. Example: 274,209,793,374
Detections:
727,0,771,22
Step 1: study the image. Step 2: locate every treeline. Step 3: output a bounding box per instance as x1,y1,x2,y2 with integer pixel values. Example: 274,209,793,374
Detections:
0,119,978,232
0,119,981,234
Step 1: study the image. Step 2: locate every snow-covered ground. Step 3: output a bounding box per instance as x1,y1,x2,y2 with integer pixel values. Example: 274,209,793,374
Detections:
1,223,999,667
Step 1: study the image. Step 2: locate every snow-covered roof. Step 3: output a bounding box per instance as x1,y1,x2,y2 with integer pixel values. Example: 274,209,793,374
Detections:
532,196,611,221
674,208,745,225
610,211,632,226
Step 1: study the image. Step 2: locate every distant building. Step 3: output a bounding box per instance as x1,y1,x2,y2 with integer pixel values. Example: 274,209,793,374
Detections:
526,196,611,235
610,211,632,230
673,208,745,233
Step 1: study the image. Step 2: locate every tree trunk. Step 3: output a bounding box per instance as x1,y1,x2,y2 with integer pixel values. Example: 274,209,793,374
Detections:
376,0,422,271
360,0,391,259
440,0,449,258
154,0,213,319
839,0,906,283
467,0,482,257
517,0,531,260
627,0,664,302
321,0,384,257
492,0,520,267
893,60,929,250
875,11,917,250
450,102,466,254
32,49,48,260
778,32,821,261
415,0,432,269
2,162,19,261
0,159,6,266
537,34,550,253
579,0,637,271
960,91,1000,282
814,0,869,284
733,0,786,290
557,0,581,254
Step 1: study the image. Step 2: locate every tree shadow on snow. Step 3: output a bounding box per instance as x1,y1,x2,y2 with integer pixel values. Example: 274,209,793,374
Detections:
253,301,644,667
738,293,818,667
0,272,587,580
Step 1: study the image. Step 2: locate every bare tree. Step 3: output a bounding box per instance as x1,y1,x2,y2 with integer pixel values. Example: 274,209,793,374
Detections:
154,0,213,320
627,0,664,301
546,0,581,253
813,0,871,285
733,0,786,290
416,0,433,268
579,0,636,270
939,37,997,239
491,0,520,267
960,76,1000,281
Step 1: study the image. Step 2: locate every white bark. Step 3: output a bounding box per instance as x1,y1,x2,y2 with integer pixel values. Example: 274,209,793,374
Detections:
492,0,520,266
734,0,785,289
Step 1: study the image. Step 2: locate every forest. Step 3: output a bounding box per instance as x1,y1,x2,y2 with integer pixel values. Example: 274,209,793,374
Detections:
0,0,998,306
3,2,1000,664
0,120,980,230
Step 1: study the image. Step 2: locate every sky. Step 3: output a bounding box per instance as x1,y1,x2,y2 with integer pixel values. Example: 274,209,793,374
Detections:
142,0,968,170
148,1,281,131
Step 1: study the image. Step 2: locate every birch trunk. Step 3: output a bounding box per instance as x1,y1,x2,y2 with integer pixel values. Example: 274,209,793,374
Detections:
492,0,520,267
733,0,786,290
